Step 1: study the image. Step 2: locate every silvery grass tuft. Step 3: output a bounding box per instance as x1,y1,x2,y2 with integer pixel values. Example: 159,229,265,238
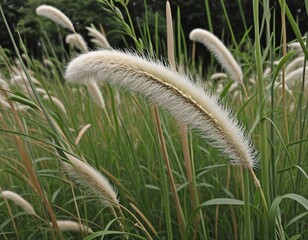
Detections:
35,5,106,110
65,49,260,185
189,28,243,84
65,33,88,53
36,5,75,32
86,26,111,49
62,153,118,207
42,95,67,115
1,190,37,215
50,220,93,234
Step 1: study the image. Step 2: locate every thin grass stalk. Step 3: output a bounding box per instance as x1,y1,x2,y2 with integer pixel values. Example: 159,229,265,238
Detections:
129,202,158,238
219,0,237,48
167,2,206,238
253,0,270,205
152,105,185,239
293,38,308,235
280,0,289,142
153,108,173,239
243,169,252,240
203,0,213,32
269,7,277,202
166,2,188,238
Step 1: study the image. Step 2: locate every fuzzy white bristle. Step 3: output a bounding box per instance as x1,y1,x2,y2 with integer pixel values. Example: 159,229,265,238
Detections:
1,190,36,215
62,153,118,207
65,49,258,170
50,220,93,234
65,33,88,53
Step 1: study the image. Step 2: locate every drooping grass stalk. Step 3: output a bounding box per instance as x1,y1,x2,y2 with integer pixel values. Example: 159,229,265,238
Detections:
252,0,270,206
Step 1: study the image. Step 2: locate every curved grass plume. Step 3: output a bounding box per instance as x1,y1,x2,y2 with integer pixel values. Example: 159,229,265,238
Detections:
62,153,119,207
65,49,260,185
36,5,75,32
189,28,243,84
1,190,37,215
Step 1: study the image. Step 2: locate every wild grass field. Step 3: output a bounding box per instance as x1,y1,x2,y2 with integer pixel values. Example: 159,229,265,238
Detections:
0,0,307,239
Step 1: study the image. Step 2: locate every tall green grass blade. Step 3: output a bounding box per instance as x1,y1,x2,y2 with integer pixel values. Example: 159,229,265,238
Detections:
269,194,308,239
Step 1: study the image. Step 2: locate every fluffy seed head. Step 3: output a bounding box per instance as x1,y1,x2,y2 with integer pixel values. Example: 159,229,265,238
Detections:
43,95,67,115
189,28,243,83
50,220,93,234
62,153,118,207
36,5,75,32
210,73,228,81
1,190,36,215
65,50,258,169
86,82,106,109
65,34,88,53
86,26,111,49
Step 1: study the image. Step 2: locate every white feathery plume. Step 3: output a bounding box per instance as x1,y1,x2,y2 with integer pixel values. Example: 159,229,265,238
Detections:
263,67,271,79
36,5,75,32
0,78,10,91
62,153,118,207
65,33,88,53
35,87,48,95
228,81,240,92
42,95,67,115
10,75,41,86
0,96,30,112
86,82,106,109
86,26,111,49
210,72,228,81
0,96,12,109
285,56,306,74
43,59,54,67
285,66,308,88
50,220,93,234
216,83,224,95
189,28,243,83
288,42,301,50
1,190,37,215
65,50,259,176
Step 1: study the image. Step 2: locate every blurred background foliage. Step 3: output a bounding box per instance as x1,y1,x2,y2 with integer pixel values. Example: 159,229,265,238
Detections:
0,0,307,57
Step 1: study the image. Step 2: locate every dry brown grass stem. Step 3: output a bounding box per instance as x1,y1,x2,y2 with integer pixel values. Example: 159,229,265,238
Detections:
165,2,186,239
129,202,158,237
0,89,62,236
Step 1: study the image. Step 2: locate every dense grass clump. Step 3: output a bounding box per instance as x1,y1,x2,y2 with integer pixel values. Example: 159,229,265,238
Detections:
0,1,307,239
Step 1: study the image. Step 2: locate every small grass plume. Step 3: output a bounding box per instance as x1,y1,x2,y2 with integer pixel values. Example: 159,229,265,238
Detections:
62,153,119,207
86,26,111,49
50,220,93,234
189,28,243,84
1,190,37,215
65,33,88,53
36,5,75,32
